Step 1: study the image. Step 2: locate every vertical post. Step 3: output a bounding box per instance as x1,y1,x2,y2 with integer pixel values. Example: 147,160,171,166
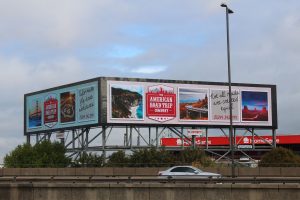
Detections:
36,134,39,144
181,127,184,149
102,126,106,161
205,128,208,150
221,3,235,177
27,135,31,145
72,130,75,150
272,129,276,148
156,127,159,149
130,126,132,149
149,127,151,147
85,129,89,151
192,135,196,149
252,128,255,149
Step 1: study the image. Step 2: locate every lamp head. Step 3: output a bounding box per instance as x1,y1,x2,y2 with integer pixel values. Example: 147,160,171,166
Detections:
221,3,234,14
220,3,227,7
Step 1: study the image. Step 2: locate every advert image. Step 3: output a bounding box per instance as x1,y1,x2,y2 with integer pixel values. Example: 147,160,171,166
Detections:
146,84,176,122
241,91,269,122
60,91,76,123
28,98,42,128
110,84,144,119
179,88,209,121
44,93,58,128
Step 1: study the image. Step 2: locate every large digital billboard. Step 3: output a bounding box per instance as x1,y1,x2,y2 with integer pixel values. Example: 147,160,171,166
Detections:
25,79,99,134
106,79,277,128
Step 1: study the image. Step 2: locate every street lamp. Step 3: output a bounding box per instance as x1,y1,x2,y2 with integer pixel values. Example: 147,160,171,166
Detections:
221,3,235,178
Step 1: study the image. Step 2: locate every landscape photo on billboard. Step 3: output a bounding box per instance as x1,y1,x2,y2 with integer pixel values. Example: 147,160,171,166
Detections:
110,84,144,119
241,91,268,122
28,98,42,128
179,88,209,121
60,91,76,123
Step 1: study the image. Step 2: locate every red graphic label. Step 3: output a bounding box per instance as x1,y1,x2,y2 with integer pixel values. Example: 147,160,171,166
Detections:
146,85,176,122
44,98,58,124
146,93,176,116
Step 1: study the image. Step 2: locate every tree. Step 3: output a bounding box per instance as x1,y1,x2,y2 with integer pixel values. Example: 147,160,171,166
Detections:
4,143,34,167
73,152,104,167
178,148,214,167
129,148,174,167
4,141,71,168
106,150,129,167
259,147,300,167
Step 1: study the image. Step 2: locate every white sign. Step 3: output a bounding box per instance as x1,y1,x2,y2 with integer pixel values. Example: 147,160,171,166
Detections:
56,132,65,139
237,144,253,149
187,129,203,137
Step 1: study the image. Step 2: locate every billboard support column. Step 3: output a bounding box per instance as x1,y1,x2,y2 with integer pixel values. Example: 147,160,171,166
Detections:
72,130,75,150
85,129,89,152
252,128,255,150
36,134,38,144
149,127,151,147
192,135,196,149
206,128,208,150
102,126,106,161
130,126,133,149
27,135,31,145
181,127,184,149
156,127,159,149
272,129,276,148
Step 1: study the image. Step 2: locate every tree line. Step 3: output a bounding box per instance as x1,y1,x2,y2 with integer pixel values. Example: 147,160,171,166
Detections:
3,141,300,168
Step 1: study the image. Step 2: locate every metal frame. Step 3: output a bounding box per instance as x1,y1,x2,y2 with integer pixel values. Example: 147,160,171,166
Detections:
26,125,277,163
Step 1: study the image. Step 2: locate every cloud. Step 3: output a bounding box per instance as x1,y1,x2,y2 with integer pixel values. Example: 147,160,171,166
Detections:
131,65,168,74
106,45,145,58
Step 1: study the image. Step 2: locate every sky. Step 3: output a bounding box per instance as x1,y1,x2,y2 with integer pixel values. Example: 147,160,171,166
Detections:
1,0,300,163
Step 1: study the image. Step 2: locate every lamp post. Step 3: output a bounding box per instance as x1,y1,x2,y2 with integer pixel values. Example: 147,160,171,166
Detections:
221,3,235,178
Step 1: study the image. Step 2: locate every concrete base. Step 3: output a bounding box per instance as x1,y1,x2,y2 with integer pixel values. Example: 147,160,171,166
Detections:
0,182,299,200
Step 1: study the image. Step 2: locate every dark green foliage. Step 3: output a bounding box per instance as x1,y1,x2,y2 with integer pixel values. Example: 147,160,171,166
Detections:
4,143,33,168
259,147,300,167
129,148,175,167
4,141,71,168
73,152,104,167
106,150,130,167
105,147,213,167
178,148,214,167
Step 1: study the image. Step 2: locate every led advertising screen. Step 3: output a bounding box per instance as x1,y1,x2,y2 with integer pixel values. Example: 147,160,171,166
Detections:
106,79,277,128
25,79,99,134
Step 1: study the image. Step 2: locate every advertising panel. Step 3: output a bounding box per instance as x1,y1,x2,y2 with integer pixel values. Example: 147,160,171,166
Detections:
25,80,99,134
146,85,176,122
210,89,240,122
106,80,275,128
110,83,144,120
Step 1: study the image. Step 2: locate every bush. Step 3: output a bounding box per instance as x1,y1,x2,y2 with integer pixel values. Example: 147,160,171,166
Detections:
4,141,71,168
259,147,300,167
105,147,214,167
72,152,104,167
106,150,130,167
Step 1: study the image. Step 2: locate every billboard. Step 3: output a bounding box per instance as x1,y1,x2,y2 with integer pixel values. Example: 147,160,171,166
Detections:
25,79,99,134
106,79,277,128
24,77,277,134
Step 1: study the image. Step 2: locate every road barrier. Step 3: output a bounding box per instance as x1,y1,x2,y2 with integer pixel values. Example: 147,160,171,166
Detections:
1,167,300,177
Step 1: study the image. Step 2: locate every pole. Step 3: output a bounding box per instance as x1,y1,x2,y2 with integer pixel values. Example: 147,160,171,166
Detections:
222,3,235,177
